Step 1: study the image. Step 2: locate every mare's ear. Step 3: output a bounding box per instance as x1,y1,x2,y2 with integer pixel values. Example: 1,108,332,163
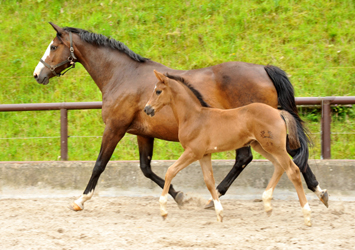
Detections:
153,70,167,84
49,22,65,36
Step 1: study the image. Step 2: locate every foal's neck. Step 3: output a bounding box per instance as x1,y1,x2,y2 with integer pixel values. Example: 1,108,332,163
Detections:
169,80,203,126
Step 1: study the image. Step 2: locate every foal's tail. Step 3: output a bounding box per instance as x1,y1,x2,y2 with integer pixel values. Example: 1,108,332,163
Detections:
264,65,310,173
280,111,300,149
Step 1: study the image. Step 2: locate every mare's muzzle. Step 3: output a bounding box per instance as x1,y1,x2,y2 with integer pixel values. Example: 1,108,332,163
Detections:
34,72,49,85
144,105,155,117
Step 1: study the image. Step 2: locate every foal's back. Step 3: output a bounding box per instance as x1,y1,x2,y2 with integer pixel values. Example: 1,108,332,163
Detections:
186,103,286,155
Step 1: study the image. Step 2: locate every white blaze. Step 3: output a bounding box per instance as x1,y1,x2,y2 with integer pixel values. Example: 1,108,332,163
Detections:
33,41,53,76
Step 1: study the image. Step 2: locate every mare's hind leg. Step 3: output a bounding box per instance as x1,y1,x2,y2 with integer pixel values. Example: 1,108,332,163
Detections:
287,145,328,207
205,146,253,209
69,124,127,211
199,154,223,222
250,142,283,216
137,136,183,205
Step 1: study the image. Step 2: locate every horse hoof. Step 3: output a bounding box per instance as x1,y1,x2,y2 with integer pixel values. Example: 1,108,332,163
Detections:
204,199,215,210
174,191,184,206
320,190,329,208
68,202,83,211
162,214,168,220
304,219,312,227
266,209,273,217
217,214,223,222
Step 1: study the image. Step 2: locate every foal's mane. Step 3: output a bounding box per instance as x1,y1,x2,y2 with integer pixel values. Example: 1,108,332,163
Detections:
165,73,210,108
62,27,148,63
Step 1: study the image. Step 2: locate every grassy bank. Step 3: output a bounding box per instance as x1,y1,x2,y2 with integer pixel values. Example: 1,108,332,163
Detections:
0,0,354,161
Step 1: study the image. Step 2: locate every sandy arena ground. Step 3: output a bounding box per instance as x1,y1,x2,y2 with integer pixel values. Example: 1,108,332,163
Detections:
0,195,354,250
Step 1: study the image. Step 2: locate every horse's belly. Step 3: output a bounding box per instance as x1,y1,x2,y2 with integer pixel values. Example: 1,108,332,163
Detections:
127,111,179,141
205,138,248,154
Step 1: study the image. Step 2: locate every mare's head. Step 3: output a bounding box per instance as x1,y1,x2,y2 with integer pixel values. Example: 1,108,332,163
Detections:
33,22,77,85
144,70,172,117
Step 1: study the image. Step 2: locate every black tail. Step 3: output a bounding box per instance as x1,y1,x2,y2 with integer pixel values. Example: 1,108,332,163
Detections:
264,65,310,173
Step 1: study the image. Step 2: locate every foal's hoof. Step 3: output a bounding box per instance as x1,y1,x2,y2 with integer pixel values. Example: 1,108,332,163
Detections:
304,219,312,227
204,199,215,210
68,202,83,211
174,191,184,206
320,190,329,208
161,214,168,220
217,213,223,222
266,209,273,217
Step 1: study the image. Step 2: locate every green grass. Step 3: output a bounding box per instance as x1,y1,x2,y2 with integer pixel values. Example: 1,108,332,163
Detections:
0,0,354,161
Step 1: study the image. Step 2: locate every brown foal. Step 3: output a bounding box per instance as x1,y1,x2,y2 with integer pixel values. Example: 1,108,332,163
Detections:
144,70,312,226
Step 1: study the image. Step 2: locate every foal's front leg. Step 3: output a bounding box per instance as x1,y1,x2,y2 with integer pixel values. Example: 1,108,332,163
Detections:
137,136,183,204
199,154,223,222
160,150,197,219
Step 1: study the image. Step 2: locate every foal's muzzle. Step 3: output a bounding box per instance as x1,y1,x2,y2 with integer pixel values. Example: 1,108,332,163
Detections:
144,105,155,117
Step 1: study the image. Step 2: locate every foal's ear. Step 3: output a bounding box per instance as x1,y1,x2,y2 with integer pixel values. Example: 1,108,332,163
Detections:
49,22,65,36
153,70,166,83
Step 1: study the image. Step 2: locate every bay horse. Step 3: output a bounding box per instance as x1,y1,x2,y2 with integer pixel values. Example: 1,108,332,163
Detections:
145,70,312,226
33,22,328,211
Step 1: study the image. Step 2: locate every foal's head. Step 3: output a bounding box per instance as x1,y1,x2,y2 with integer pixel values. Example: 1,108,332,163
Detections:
144,70,210,117
144,70,172,117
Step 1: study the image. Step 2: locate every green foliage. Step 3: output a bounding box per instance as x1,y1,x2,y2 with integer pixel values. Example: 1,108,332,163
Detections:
0,0,354,160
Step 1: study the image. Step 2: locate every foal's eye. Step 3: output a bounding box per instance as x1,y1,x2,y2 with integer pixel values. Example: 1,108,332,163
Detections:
156,90,162,95
50,46,58,51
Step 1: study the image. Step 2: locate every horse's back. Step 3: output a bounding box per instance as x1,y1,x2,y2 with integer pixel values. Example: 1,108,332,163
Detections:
182,61,278,109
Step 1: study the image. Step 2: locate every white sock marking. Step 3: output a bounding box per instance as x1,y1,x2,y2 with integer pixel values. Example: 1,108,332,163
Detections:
74,190,94,209
262,188,273,212
159,194,168,216
302,202,312,226
314,185,324,199
213,199,223,222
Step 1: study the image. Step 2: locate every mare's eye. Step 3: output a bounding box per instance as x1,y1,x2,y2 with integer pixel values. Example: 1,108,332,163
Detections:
156,90,162,95
50,46,58,51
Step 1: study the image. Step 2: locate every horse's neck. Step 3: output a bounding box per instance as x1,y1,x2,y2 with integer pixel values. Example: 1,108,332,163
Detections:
169,81,203,126
75,42,139,93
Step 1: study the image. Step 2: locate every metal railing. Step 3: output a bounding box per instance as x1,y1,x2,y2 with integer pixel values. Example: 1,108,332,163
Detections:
1,97,355,160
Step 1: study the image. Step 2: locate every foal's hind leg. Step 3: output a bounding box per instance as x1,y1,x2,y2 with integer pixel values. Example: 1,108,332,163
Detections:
199,154,223,222
253,142,311,226
282,158,312,226
205,147,253,209
251,142,283,216
137,136,183,205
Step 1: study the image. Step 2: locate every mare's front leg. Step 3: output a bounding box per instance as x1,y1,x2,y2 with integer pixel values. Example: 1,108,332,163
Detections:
160,149,197,219
205,146,253,209
69,124,127,211
137,136,183,205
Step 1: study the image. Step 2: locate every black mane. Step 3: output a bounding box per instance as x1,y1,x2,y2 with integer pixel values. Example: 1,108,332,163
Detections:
62,27,148,62
165,73,210,108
